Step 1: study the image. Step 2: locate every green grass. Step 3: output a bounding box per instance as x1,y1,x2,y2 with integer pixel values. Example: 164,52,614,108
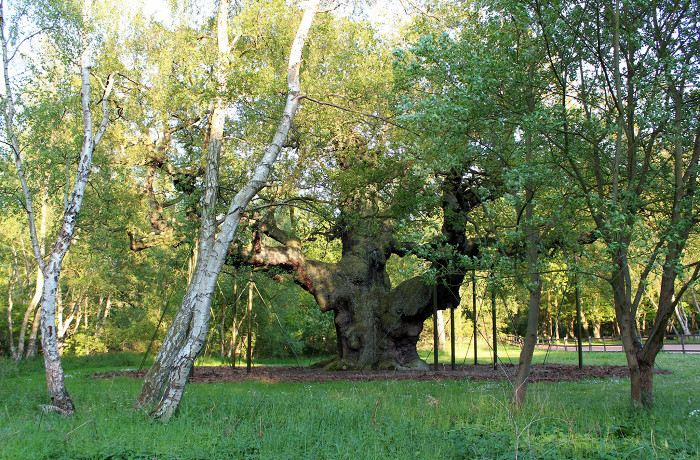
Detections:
1,348,698,459
418,341,633,367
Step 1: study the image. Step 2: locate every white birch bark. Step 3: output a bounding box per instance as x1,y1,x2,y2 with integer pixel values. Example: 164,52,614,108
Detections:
23,191,49,358
436,310,445,351
675,303,690,336
140,0,319,421
134,0,232,409
692,290,700,316
24,302,41,358
6,261,16,360
103,295,112,320
1,0,114,413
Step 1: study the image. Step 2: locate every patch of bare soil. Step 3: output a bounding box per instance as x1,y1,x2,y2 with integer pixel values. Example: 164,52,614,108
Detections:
93,363,669,384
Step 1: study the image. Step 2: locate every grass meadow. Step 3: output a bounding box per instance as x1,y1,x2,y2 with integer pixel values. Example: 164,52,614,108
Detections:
0,345,698,459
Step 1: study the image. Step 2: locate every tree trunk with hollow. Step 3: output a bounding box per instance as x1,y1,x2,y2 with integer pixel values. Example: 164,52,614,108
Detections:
237,173,479,370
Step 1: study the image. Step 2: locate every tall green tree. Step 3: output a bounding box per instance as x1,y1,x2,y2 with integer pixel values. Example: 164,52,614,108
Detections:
135,0,319,421
1,0,117,414
392,0,559,406
531,0,700,407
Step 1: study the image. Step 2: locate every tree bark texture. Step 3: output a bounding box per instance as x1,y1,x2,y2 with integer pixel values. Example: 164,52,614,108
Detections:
6,264,16,360
137,0,319,421
235,172,480,370
550,1,700,408
17,194,47,361
1,0,114,413
512,86,542,407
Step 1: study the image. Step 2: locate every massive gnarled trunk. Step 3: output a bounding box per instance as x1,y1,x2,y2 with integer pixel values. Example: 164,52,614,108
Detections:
237,172,480,370
245,232,431,369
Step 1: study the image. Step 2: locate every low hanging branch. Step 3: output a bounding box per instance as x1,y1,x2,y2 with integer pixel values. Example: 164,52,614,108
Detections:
299,95,413,132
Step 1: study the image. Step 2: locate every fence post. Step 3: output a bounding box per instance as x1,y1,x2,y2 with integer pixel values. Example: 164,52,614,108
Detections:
681,334,686,354
575,273,583,368
433,284,438,372
491,289,497,370
450,306,455,370
247,272,253,374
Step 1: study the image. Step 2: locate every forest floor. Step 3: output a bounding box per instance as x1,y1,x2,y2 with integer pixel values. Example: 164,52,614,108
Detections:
93,362,669,384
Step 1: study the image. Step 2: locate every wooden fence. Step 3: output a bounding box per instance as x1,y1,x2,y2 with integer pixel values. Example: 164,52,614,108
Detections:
505,334,700,354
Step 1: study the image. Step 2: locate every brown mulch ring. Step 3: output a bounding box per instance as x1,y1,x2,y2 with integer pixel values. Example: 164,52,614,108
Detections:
92,363,670,384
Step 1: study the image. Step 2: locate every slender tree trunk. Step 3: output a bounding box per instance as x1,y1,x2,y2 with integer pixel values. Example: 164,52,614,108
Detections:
60,288,85,339
581,309,590,337
73,305,83,334
39,268,73,411
25,303,41,358
1,0,114,414
17,195,48,361
56,284,63,335
675,303,690,336
95,294,103,327
512,63,542,408
6,267,17,360
436,310,446,351
554,295,560,341
16,273,40,361
226,280,238,359
83,297,89,330
692,290,700,316
610,253,646,405
136,1,319,421
99,295,111,330
219,295,228,358
134,0,233,410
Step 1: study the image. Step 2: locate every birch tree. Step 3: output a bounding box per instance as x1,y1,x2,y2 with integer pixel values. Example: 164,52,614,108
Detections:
135,0,319,421
0,0,115,414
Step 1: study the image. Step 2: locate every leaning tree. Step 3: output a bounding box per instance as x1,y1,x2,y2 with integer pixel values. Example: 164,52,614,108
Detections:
135,0,320,421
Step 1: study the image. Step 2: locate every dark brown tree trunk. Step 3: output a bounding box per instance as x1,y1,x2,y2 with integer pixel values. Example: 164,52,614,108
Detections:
512,65,542,408
238,172,479,370
243,235,438,370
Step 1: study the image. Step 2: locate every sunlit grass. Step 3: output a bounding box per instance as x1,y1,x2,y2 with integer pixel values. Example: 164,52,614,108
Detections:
417,341,631,367
0,350,698,459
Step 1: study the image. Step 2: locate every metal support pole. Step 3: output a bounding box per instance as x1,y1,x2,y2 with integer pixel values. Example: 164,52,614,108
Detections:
576,272,583,369
492,288,497,370
247,272,253,374
450,307,456,370
433,284,439,371
231,279,238,368
473,270,477,365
